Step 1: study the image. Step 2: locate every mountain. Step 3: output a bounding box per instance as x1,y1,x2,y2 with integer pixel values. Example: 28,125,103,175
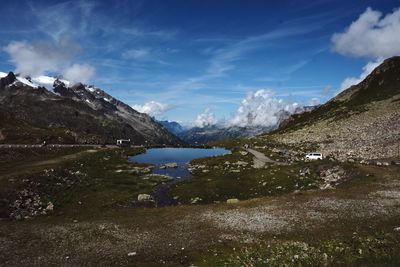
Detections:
269,56,400,160
158,120,186,135
177,125,272,144
178,106,317,145
0,72,183,145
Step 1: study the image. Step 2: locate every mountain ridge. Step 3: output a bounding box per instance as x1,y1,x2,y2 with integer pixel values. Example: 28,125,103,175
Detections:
0,72,183,145
268,56,400,160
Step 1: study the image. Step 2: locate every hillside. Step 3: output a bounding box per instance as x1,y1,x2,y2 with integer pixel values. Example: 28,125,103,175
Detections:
268,56,400,160
0,72,182,145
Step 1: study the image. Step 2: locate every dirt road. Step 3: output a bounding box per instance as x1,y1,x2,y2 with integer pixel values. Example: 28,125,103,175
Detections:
246,148,279,168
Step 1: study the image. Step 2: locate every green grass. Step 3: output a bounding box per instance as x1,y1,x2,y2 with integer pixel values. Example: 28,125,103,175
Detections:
170,147,362,204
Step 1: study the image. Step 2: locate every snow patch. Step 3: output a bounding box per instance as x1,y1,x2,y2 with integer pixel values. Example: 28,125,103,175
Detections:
16,77,38,88
0,72,8,78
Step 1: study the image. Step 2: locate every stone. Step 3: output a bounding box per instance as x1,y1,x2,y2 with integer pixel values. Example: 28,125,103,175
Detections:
128,252,137,256
190,197,202,204
164,162,178,168
226,198,239,204
46,202,54,211
137,194,152,201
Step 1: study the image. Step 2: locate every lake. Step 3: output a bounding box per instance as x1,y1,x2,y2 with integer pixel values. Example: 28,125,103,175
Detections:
129,147,231,178
129,147,231,206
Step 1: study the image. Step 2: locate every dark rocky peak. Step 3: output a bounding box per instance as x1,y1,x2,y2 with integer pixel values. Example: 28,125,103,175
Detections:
53,78,66,88
0,72,16,88
336,56,400,106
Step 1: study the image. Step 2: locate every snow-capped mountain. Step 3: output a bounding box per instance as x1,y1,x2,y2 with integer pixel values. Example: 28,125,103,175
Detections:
0,72,183,145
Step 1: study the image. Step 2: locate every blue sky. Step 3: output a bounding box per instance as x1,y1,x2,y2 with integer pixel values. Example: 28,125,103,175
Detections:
1,0,400,125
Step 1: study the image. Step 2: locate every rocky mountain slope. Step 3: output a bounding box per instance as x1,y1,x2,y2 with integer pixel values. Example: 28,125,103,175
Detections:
0,72,182,145
158,120,186,135
268,56,400,160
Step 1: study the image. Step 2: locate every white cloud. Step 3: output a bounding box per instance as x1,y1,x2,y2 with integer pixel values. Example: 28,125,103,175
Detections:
332,7,400,59
132,101,171,117
63,63,95,84
230,89,299,127
332,7,400,94
194,108,217,128
122,48,151,60
309,98,320,106
3,35,80,77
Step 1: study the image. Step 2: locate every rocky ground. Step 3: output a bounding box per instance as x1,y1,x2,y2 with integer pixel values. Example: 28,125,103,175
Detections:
271,98,400,161
0,145,399,266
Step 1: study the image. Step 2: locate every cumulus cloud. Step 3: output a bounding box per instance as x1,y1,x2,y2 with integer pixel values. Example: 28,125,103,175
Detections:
332,7,400,59
309,98,320,106
230,89,300,127
63,63,95,84
132,101,172,117
332,7,400,93
194,108,217,128
3,35,80,77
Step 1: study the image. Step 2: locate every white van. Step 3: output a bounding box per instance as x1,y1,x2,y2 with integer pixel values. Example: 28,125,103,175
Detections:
305,152,323,160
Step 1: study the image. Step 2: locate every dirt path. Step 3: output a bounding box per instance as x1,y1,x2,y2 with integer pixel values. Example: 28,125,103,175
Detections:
246,148,279,168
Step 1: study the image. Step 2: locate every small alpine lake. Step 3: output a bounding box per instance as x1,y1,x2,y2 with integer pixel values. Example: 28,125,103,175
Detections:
129,147,231,206
129,147,231,178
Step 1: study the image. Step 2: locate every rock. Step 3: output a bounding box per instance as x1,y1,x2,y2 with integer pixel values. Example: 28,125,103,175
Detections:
394,226,400,232
230,169,240,173
320,184,334,190
137,194,152,201
239,151,248,156
202,169,209,173
190,197,202,204
46,202,54,211
235,161,248,166
226,198,239,204
128,252,137,256
164,162,178,168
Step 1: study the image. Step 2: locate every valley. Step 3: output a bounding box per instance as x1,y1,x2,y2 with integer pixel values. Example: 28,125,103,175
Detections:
1,47,400,266
0,140,399,266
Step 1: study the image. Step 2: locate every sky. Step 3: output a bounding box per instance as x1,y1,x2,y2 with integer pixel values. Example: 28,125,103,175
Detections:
1,0,400,127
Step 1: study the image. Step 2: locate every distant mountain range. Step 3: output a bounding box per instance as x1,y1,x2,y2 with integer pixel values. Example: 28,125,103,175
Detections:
159,106,318,145
0,72,182,145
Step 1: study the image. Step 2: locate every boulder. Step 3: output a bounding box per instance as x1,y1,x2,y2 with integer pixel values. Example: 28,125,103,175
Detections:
226,198,239,204
137,194,152,202
164,162,178,168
